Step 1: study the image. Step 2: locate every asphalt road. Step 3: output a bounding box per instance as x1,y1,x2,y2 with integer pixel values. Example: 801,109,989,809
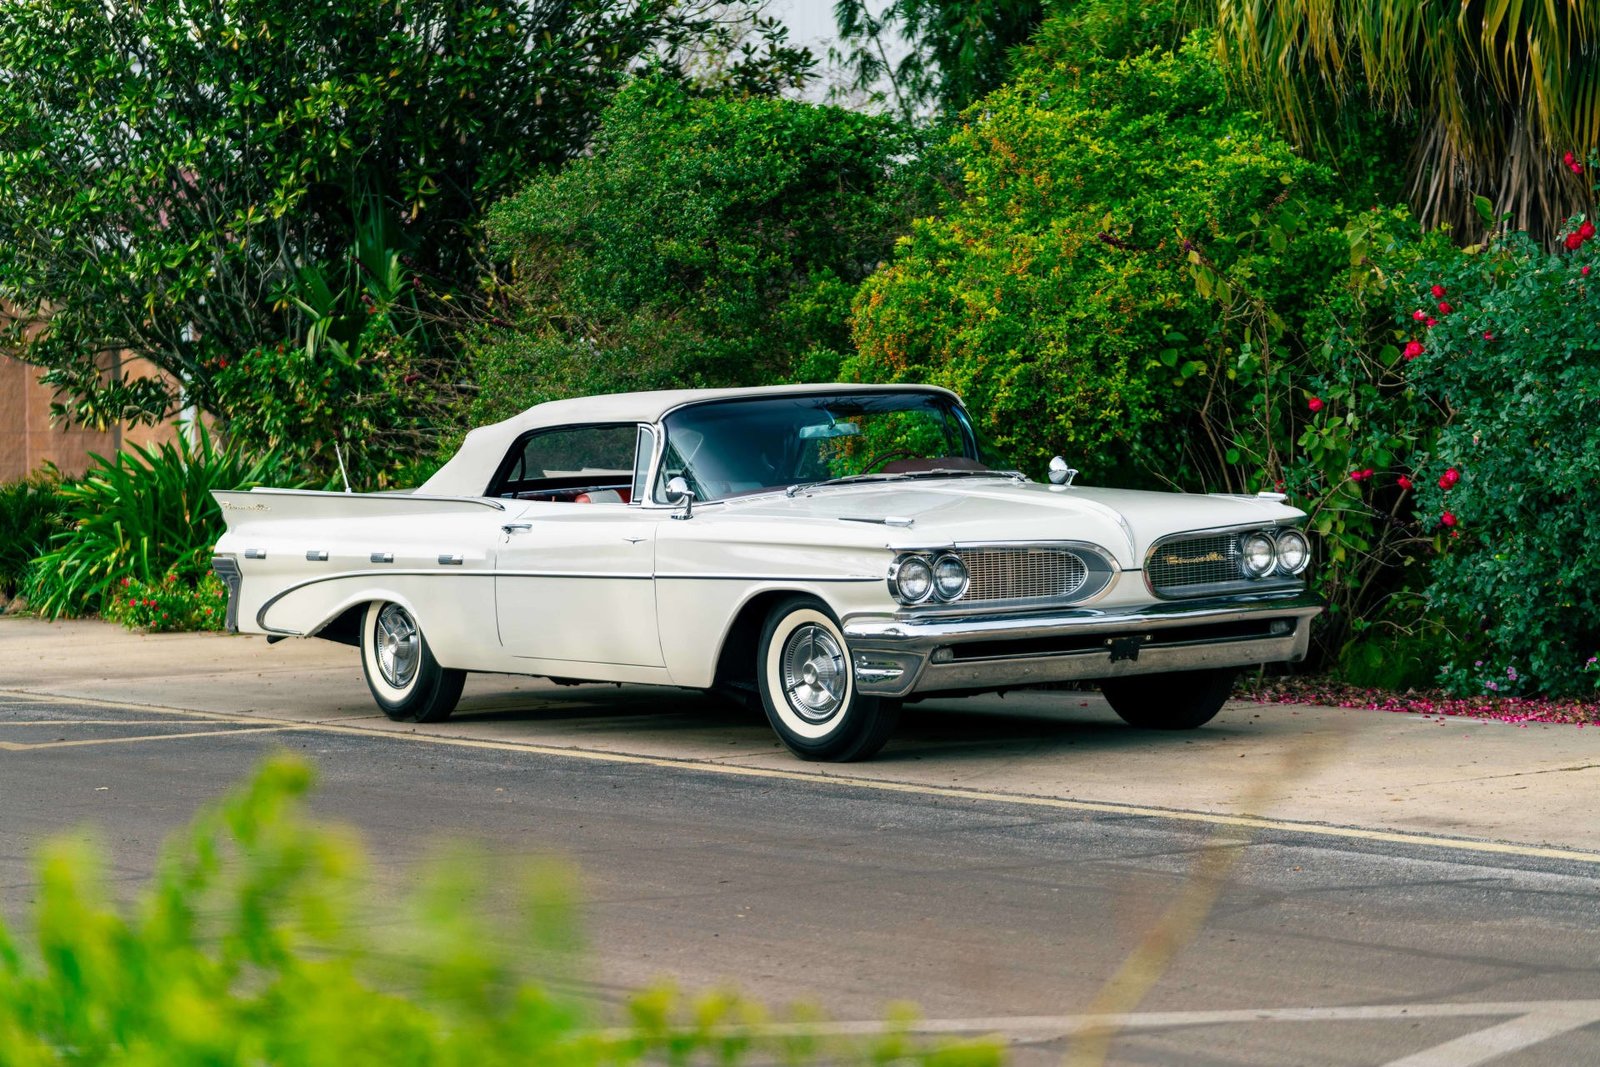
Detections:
3,688,1600,1066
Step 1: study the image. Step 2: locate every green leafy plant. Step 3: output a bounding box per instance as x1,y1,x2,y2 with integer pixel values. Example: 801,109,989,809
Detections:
0,755,1003,1066
847,26,1352,490
1402,212,1600,696
0,0,812,431
465,78,936,431
25,425,285,619
0,473,69,599
101,573,229,633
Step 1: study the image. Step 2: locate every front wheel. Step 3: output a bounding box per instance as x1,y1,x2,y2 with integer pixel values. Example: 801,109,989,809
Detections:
360,601,466,723
1100,668,1237,730
757,597,900,762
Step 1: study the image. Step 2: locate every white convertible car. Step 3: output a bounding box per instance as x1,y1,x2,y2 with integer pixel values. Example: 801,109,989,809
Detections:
212,384,1321,760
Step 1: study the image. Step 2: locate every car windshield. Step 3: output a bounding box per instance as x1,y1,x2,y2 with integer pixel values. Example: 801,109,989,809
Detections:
655,392,987,503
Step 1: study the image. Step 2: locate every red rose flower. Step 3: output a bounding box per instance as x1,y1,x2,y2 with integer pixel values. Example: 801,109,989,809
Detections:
1397,475,1413,491
1582,221,1596,239
1431,284,1446,299
1363,468,1375,480
1426,317,1437,327
1483,331,1494,340
1567,232,1585,251
1585,267,1592,277
1441,511,1457,527
1439,467,1460,489
1308,396,1324,413
1412,309,1427,321
1437,301,1452,314
1566,151,1577,166
1403,340,1425,360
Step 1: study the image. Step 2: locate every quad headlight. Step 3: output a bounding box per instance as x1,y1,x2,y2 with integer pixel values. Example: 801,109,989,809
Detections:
1241,532,1277,577
1274,528,1311,575
1238,527,1312,579
889,555,934,604
932,554,970,601
889,552,970,605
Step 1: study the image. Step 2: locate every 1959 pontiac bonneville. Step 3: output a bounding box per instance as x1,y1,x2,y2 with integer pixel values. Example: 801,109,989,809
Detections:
212,384,1322,761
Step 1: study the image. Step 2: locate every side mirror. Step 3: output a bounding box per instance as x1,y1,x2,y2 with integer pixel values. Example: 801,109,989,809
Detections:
666,475,696,520
1048,456,1079,487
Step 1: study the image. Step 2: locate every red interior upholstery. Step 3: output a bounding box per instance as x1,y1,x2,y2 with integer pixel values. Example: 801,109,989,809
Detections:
573,488,631,504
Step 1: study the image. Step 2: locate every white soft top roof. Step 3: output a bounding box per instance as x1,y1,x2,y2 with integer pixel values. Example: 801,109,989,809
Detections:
418,382,960,496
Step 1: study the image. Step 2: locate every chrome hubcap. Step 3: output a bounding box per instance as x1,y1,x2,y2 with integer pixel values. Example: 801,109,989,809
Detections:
781,623,846,723
375,604,419,689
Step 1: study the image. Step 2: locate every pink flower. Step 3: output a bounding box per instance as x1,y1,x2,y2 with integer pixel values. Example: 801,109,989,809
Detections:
1308,396,1324,413
1403,340,1425,360
1412,309,1427,321
1431,284,1447,299
1483,331,1494,341
1426,317,1438,327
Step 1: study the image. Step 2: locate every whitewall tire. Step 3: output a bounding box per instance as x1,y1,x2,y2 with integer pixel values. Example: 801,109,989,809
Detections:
757,596,899,761
360,601,466,723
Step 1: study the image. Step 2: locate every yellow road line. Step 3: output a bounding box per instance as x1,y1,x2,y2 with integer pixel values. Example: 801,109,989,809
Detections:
0,724,319,751
4,688,1599,866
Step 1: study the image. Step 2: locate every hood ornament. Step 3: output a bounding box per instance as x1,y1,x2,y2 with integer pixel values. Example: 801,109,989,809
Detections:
1048,456,1079,487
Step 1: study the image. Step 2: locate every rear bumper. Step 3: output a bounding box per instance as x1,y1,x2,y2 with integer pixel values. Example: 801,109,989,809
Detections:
841,589,1323,697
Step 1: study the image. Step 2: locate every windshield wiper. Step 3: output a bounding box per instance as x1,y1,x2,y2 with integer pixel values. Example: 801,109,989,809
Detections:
784,469,1027,497
784,473,907,497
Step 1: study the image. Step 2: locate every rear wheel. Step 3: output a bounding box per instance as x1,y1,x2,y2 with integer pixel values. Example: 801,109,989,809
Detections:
1100,668,1237,730
757,596,899,761
360,601,465,723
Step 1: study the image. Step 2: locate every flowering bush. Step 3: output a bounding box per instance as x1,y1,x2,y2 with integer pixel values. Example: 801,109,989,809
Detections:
1403,219,1600,695
102,573,229,633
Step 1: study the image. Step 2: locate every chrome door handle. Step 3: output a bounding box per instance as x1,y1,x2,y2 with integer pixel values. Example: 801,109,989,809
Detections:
501,522,532,533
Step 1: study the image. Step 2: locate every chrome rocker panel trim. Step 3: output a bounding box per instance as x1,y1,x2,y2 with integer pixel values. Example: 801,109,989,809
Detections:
841,589,1324,697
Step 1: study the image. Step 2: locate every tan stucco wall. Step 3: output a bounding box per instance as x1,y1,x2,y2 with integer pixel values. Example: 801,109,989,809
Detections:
0,353,180,482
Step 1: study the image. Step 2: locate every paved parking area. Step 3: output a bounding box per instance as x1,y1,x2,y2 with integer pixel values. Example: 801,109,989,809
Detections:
7,619,1600,1064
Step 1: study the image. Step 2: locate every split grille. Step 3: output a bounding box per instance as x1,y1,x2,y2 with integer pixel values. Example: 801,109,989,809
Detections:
1146,534,1243,596
960,548,1089,602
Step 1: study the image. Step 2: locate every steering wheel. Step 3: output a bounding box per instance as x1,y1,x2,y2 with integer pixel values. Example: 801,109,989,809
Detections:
858,448,919,474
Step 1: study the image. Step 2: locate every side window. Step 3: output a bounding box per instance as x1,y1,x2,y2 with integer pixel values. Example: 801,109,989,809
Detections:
488,424,643,502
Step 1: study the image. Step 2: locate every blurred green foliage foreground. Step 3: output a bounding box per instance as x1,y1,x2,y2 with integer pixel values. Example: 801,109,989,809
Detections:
0,756,1001,1067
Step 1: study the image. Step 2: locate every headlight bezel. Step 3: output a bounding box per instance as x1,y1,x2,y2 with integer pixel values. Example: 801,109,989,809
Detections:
931,553,970,601
1240,531,1278,578
888,554,935,604
1273,528,1311,575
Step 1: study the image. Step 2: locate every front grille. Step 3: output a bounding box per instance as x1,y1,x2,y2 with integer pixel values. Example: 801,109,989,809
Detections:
1147,534,1242,595
961,548,1088,602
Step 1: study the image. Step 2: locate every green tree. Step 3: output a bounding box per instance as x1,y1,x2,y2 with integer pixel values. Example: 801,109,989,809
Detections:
465,79,935,427
831,0,1046,119
1213,0,1600,241
847,23,1351,489
0,0,811,434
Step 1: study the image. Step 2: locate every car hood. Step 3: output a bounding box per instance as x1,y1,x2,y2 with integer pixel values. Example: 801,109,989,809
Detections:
717,479,1303,569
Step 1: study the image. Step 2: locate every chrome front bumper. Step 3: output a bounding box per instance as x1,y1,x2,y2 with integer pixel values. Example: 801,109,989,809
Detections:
841,589,1324,698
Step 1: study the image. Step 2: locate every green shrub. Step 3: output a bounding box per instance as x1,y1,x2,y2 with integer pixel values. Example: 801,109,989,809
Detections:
101,573,229,633
25,426,286,619
0,756,1002,1066
465,78,936,430
847,28,1352,488
1401,218,1600,696
0,474,69,599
